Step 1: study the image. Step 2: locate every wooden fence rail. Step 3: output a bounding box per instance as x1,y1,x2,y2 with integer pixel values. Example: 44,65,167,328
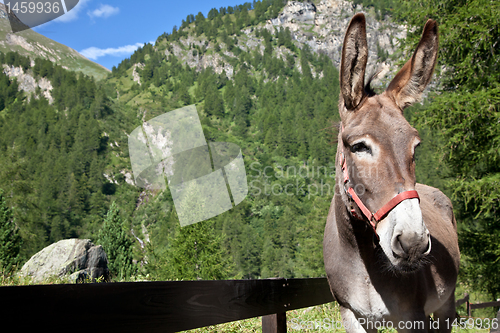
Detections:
0,277,334,333
3,278,499,333
456,293,500,320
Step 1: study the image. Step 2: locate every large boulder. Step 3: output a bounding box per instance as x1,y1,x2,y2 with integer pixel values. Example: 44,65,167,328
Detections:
19,239,109,283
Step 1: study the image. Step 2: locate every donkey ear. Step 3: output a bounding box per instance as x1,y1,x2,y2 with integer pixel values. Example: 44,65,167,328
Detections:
340,13,368,111
386,19,439,110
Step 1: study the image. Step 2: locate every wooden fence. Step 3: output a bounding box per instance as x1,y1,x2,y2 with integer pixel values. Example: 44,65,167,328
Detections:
3,278,500,333
456,293,500,332
0,277,334,333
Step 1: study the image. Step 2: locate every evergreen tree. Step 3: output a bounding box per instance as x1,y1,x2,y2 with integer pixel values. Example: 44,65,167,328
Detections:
194,12,206,36
0,190,22,274
0,72,21,110
0,1,344,282
220,206,261,279
233,85,252,136
204,87,224,117
97,202,136,280
397,0,500,298
160,219,234,280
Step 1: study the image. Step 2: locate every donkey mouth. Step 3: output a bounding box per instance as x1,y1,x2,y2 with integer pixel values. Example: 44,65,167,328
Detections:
376,242,430,275
391,241,432,274
395,257,427,273
393,258,428,274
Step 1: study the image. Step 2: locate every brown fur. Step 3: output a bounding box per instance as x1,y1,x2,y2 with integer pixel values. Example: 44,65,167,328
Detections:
323,13,460,333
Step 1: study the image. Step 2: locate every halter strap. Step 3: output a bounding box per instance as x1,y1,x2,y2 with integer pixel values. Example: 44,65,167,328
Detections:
339,125,420,238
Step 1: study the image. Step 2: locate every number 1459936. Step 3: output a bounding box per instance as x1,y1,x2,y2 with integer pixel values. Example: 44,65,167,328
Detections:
445,317,498,330
5,1,62,15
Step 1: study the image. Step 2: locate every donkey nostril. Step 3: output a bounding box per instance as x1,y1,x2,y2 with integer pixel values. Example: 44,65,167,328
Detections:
392,234,407,258
397,235,408,252
392,231,431,260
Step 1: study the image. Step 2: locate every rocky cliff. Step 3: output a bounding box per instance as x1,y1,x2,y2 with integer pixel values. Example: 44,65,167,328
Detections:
163,0,406,85
2,63,54,103
267,0,406,80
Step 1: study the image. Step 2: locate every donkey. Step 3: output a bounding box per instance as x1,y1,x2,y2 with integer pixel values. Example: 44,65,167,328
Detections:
323,13,460,333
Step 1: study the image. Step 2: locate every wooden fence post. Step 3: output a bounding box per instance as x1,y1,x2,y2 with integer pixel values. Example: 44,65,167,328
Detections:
262,313,287,333
455,293,469,308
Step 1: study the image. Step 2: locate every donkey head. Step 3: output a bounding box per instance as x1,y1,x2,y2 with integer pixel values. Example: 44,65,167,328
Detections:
338,13,438,272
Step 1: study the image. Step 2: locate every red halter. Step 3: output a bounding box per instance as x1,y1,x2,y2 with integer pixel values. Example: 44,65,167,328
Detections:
339,125,420,238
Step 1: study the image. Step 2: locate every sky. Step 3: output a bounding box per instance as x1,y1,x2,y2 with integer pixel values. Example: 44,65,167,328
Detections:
3,0,249,70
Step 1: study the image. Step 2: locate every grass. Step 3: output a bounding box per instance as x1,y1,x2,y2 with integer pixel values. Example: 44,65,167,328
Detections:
183,301,494,333
182,303,342,333
108,66,136,94
0,272,84,286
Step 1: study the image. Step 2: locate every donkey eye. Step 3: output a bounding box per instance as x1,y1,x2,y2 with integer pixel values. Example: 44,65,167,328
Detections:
351,142,372,154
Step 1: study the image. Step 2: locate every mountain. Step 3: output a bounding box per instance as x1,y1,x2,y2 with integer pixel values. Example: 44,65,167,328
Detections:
0,4,110,81
0,0,422,281
268,0,406,82
98,0,417,281
148,1,405,85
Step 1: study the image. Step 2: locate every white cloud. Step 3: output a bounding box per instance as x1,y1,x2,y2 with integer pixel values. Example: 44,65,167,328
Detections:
80,43,144,60
88,4,119,19
55,0,91,23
